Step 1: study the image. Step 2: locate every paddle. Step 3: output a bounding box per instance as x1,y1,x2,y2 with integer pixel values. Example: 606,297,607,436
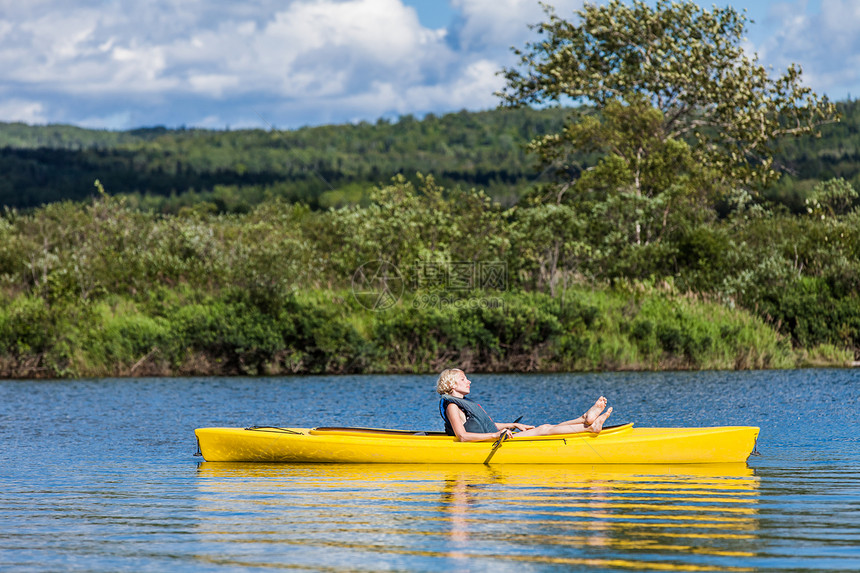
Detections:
482,415,523,465
483,431,509,465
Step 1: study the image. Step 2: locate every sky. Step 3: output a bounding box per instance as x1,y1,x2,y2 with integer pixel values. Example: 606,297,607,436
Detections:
0,0,856,131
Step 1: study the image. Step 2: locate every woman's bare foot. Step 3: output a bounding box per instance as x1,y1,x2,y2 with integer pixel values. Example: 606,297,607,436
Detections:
587,407,612,433
583,396,607,426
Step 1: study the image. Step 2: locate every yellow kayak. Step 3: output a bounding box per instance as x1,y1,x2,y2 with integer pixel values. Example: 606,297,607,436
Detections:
194,423,760,464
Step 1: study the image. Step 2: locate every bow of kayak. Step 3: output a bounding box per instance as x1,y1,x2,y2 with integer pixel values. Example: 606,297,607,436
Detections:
194,423,760,464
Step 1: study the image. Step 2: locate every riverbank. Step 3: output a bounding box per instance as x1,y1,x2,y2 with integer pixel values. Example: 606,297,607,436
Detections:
0,285,851,379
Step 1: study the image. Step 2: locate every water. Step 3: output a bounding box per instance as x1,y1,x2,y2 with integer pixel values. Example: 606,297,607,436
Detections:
0,370,858,572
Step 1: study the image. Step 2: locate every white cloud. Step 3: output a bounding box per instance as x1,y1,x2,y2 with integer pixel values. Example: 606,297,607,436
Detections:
755,0,860,98
0,99,47,123
240,0,455,99
77,110,133,130
328,56,502,120
268,0,429,65
452,0,584,53
187,74,241,97
403,58,503,111
0,0,585,128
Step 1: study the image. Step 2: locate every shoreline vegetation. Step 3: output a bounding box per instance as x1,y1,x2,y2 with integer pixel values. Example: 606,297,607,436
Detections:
0,182,856,379
1,283,853,380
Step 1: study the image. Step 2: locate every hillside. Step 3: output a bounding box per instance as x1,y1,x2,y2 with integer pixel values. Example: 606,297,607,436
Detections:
2,101,858,212
0,108,569,211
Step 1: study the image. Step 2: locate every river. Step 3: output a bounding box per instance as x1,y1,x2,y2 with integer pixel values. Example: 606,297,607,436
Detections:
0,370,858,572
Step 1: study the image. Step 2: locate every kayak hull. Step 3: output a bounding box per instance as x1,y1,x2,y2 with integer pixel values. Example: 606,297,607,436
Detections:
194,423,760,464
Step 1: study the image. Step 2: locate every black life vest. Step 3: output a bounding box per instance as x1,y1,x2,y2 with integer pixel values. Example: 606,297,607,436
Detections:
439,395,497,436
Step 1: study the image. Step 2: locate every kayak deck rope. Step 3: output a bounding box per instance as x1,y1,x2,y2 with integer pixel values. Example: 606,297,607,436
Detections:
244,426,305,434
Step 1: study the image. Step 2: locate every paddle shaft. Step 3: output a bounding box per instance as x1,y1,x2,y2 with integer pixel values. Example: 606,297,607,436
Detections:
483,433,508,465
482,415,522,465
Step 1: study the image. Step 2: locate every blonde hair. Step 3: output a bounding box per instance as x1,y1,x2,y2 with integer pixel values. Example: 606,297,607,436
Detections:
436,368,463,395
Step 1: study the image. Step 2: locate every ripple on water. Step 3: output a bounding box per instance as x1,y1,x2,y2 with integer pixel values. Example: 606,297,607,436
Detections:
189,463,766,572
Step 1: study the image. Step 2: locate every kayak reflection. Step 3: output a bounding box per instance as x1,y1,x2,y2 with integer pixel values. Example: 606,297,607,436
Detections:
194,463,760,571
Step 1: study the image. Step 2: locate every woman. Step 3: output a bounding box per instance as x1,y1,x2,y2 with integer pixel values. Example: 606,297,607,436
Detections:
436,368,612,442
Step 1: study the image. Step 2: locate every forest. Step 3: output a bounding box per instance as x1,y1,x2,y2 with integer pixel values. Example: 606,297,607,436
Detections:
1,1,858,378
2,101,860,214
0,107,569,211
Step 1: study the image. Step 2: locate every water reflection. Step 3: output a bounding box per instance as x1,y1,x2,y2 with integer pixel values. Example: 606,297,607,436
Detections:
194,463,760,571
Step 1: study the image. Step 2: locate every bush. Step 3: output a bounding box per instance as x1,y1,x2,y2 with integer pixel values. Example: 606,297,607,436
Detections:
756,276,860,350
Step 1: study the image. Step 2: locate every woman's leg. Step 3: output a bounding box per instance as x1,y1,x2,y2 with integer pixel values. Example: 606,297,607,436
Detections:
514,423,587,437
514,407,613,437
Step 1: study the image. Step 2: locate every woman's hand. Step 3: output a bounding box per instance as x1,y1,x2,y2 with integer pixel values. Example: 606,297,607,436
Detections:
509,423,534,432
496,429,513,440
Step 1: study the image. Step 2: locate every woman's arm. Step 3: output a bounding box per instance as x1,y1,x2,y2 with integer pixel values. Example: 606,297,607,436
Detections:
495,422,535,432
446,403,508,442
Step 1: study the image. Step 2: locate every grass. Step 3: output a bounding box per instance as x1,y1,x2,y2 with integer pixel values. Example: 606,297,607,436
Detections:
0,283,838,378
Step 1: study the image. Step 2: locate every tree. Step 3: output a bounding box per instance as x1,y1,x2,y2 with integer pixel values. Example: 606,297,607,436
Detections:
326,174,510,284
805,178,858,219
511,202,590,296
500,0,837,197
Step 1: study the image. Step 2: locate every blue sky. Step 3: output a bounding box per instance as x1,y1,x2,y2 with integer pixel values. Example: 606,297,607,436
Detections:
0,0,854,130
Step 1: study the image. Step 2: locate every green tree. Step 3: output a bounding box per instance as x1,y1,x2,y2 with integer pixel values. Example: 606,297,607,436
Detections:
557,97,708,245
500,0,837,195
328,175,509,281
805,178,858,219
511,203,590,296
